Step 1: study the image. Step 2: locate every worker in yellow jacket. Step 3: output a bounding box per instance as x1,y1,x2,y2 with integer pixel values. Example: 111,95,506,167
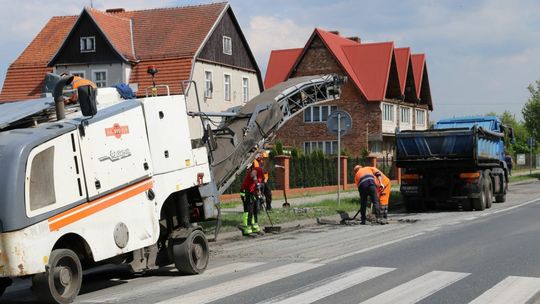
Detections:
254,151,272,211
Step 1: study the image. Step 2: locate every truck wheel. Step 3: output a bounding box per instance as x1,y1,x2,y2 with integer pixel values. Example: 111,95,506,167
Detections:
471,176,486,211
495,177,507,203
0,277,12,297
485,178,493,209
32,249,82,304
172,229,209,275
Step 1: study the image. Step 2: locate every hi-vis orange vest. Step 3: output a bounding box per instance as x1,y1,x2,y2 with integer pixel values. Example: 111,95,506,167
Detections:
354,167,376,187
253,159,269,182
72,76,97,90
367,167,390,188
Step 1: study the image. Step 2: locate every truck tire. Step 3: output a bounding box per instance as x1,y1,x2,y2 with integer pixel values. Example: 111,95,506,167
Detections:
470,176,486,211
32,249,82,304
485,177,493,209
172,229,209,275
495,176,507,203
0,278,12,297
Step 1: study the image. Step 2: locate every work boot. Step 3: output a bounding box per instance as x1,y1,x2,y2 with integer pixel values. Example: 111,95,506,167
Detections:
252,223,262,234
241,212,252,236
242,225,253,236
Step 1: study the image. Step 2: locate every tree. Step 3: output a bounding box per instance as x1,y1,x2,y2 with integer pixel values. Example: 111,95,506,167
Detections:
499,111,530,153
522,80,540,144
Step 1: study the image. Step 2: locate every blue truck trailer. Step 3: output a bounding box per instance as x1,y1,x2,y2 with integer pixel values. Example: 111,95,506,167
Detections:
396,116,513,211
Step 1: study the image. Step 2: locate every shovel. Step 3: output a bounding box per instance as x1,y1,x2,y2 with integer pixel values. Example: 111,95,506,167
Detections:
258,195,281,233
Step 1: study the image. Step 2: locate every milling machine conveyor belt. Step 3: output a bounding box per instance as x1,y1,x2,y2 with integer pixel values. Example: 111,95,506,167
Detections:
208,75,344,195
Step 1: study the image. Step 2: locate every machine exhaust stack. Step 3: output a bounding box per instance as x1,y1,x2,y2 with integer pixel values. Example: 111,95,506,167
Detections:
52,75,74,121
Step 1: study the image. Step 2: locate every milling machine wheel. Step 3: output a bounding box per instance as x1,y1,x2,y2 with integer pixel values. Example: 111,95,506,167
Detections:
32,249,82,304
172,229,209,275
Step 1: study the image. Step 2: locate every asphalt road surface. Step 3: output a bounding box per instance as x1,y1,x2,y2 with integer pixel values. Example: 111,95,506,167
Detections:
2,179,540,304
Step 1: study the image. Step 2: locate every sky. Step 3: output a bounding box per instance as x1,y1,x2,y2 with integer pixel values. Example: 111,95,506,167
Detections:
1,0,539,121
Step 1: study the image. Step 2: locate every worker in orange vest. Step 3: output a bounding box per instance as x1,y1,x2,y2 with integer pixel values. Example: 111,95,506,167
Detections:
254,151,272,211
366,166,391,225
354,165,383,225
60,73,97,104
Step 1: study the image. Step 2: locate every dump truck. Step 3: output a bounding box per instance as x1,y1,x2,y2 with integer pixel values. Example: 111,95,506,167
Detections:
0,74,343,303
396,116,513,212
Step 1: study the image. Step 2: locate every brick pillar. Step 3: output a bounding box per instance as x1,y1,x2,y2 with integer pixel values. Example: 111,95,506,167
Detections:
274,155,290,191
340,156,348,190
396,167,402,184
367,156,377,167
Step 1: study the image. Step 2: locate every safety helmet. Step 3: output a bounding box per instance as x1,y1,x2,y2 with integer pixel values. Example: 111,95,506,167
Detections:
353,165,361,173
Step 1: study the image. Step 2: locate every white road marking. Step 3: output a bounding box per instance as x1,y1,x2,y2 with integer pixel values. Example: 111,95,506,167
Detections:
469,276,540,304
260,267,395,304
316,232,425,264
360,271,470,304
79,262,265,303
156,263,322,304
492,197,540,215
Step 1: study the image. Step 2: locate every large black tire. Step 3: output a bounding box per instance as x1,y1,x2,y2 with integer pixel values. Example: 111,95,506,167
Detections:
172,229,209,275
470,176,486,211
485,176,493,209
495,194,506,203
0,277,12,297
495,175,507,203
32,249,82,304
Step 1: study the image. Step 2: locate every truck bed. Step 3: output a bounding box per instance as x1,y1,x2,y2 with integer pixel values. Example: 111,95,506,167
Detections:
396,126,504,168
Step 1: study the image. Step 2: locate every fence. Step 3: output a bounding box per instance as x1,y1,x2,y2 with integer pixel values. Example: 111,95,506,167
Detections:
223,153,397,194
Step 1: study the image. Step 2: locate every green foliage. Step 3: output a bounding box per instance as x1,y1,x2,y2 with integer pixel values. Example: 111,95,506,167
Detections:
498,110,531,154
523,80,540,146
275,140,284,155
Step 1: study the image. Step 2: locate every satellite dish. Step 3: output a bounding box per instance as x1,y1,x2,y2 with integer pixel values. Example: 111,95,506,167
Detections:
326,110,352,137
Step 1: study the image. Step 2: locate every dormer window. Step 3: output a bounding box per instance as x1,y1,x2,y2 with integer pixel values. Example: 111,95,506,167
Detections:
80,36,96,53
223,36,232,55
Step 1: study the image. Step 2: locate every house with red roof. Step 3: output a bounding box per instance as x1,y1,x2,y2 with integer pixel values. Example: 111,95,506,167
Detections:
265,29,432,157
0,2,263,139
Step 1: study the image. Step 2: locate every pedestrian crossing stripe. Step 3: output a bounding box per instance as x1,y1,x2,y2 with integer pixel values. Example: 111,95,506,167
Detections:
259,266,395,304
155,262,322,304
360,271,470,304
469,276,540,304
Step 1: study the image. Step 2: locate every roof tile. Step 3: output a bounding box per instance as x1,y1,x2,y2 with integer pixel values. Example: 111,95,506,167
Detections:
264,48,302,89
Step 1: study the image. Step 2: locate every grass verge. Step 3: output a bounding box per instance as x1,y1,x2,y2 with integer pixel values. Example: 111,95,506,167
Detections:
201,191,402,234
509,173,540,183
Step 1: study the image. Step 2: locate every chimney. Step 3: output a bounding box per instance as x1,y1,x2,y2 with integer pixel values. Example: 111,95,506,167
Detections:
106,8,125,13
347,36,361,43
329,30,340,36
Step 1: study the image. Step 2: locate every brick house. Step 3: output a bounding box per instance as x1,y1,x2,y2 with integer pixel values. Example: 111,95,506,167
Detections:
265,29,432,157
0,2,263,140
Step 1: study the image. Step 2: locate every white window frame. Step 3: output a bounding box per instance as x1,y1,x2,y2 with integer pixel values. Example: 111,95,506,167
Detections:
204,70,213,99
304,105,337,123
223,36,232,55
242,76,249,102
80,36,96,53
223,73,231,101
416,109,425,126
92,69,108,88
303,140,338,155
400,106,411,124
382,103,394,122
69,70,86,78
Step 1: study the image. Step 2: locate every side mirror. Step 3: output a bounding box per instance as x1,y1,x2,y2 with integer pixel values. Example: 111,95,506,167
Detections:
78,85,98,117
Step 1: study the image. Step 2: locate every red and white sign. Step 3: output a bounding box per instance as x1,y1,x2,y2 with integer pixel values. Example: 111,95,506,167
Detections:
105,123,130,139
